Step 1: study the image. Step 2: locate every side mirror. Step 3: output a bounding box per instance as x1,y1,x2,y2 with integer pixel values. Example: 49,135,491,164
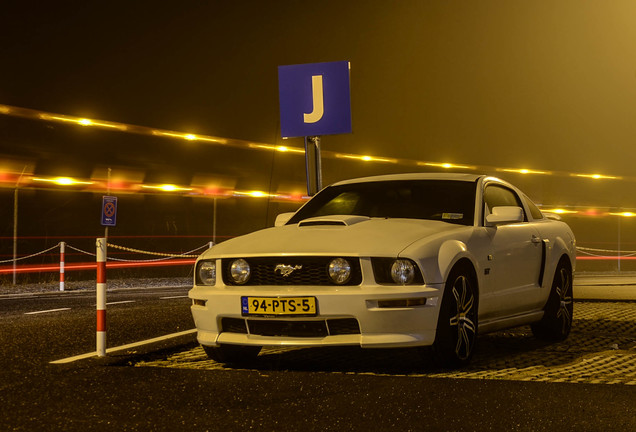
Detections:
274,212,295,227
486,206,524,225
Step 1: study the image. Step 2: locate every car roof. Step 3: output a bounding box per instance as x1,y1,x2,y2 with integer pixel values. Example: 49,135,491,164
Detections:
332,172,484,186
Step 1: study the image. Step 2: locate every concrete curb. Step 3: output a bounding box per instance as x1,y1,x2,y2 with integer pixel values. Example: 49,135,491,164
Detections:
574,273,636,301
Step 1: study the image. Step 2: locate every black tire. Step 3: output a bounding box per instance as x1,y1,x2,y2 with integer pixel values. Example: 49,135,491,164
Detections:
431,264,478,368
531,259,573,341
202,344,262,365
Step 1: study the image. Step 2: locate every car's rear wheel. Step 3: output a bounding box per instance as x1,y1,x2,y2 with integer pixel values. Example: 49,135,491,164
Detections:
431,264,478,368
202,344,262,365
531,259,573,341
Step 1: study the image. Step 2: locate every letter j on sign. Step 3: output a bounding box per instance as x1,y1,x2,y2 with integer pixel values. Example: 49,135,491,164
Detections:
278,61,352,138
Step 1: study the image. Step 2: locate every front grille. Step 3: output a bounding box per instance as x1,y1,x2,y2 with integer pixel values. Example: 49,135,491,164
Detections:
222,256,362,286
248,320,328,337
220,317,248,334
220,317,362,338
326,318,361,335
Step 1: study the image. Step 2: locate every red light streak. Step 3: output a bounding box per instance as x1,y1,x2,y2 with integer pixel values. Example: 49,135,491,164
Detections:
0,259,195,275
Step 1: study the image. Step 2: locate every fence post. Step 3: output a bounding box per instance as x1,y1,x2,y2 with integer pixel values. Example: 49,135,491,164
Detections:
96,238,107,357
59,242,65,292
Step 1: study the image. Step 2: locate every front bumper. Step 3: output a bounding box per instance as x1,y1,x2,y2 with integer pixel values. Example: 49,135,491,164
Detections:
189,283,443,349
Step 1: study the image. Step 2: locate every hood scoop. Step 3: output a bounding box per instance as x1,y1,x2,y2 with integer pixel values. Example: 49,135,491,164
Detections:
298,215,370,227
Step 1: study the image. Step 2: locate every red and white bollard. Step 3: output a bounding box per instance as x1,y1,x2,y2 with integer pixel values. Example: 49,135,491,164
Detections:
96,238,107,357
59,242,65,292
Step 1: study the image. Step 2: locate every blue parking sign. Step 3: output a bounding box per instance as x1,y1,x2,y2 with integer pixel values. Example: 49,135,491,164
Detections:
101,196,117,226
278,61,352,138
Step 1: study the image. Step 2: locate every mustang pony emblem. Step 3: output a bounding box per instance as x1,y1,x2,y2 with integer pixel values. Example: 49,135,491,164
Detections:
275,264,303,277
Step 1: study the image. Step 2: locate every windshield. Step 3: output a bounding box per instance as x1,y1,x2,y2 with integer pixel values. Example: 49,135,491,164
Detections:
288,179,477,226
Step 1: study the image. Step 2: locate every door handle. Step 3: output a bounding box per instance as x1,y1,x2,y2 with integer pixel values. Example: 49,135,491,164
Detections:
531,235,542,244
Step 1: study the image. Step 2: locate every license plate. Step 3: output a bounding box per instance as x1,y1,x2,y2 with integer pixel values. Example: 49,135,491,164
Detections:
241,296,317,316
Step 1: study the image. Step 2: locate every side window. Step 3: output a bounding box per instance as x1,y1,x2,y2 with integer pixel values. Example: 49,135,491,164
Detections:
524,196,544,220
483,185,527,221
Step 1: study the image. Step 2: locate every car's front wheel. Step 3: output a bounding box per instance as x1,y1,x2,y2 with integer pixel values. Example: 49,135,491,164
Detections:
531,258,573,341
431,264,478,368
202,344,262,365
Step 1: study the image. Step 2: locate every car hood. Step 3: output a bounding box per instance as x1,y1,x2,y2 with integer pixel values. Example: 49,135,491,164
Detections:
202,216,465,258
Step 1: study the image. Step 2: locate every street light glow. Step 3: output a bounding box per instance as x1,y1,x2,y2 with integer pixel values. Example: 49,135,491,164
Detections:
573,173,621,180
498,168,550,175
610,212,636,217
32,177,93,186
4,105,636,186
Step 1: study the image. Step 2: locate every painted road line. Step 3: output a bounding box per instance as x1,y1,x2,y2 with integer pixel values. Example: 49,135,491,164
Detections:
160,295,189,299
50,328,197,364
25,308,71,315
91,300,137,306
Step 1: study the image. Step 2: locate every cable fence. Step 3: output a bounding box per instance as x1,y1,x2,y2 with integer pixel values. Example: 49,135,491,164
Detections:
0,239,212,280
3,242,635,276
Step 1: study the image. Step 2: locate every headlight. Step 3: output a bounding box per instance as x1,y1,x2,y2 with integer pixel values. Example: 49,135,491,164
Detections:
197,260,216,286
391,259,416,285
230,259,251,284
328,258,352,285
371,257,424,285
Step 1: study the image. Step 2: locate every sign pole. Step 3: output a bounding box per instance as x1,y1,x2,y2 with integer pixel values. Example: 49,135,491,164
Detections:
304,135,322,196
104,168,111,241
59,242,65,291
96,238,107,357
278,61,352,196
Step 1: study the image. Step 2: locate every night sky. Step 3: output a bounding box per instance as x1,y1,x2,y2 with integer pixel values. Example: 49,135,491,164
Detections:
3,1,636,176
2,1,636,264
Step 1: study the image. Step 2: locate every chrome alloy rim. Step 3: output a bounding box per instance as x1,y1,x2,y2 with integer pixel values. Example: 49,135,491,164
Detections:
555,267,573,334
449,275,476,360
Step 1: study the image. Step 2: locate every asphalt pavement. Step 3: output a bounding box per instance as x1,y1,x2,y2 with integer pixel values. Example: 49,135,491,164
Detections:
0,282,634,431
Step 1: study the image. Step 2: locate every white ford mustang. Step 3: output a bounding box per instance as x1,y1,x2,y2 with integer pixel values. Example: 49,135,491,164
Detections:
189,173,576,367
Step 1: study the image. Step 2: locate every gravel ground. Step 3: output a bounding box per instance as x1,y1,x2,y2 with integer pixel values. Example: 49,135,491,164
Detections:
0,277,192,295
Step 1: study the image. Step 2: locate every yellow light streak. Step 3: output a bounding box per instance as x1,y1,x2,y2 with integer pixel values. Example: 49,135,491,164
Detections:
542,208,578,215
247,191,267,198
38,114,124,130
6,104,636,185
335,153,398,163
153,131,192,140
32,177,93,186
418,162,477,170
248,143,305,154
609,212,636,217
498,168,550,175
141,184,192,192
232,190,272,198
572,173,621,180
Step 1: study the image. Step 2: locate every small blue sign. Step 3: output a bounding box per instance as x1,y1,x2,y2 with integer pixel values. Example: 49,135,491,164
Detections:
101,196,118,227
278,61,352,138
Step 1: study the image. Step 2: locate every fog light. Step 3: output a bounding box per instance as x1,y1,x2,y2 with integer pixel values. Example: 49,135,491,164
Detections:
230,259,251,284
328,258,352,285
